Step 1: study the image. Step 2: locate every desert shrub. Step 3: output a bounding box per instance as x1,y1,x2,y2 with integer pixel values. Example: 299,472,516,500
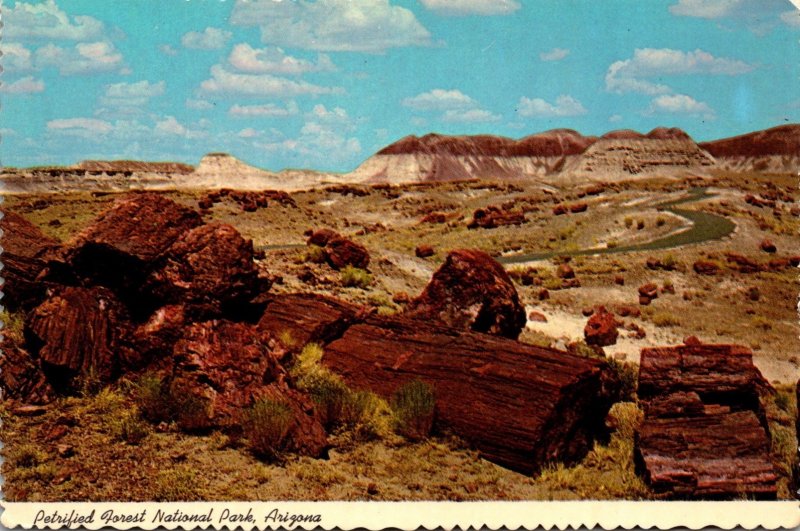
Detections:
607,358,638,403
278,329,299,349
0,310,24,340
775,388,793,413
246,399,294,459
153,466,201,501
568,340,605,360
651,311,680,328
661,254,678,270
340,266,372,288
392,379,435,441
750,316,772,331
636,220,645,230
304,244,327,264
109,411,149,444
133,373,210,430
624,216,633,228
7,443,47,468
606,239,618,249
656,217,666,227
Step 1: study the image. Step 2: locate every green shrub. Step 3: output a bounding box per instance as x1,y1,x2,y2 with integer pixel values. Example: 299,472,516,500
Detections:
304,244,327,264
392,379,435,441
0,310,24,340
607,358,638,402
109,411,149,445
246,399,294,459
133,373,210,430
153,467,201,501
340,266,372,288
624,216,633,228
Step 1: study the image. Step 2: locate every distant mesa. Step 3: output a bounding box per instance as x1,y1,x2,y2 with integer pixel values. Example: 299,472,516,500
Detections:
77,160,194,174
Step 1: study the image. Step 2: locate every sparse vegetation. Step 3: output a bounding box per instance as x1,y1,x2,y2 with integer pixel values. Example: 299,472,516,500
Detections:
132,373,210,430
304,244,327,264
153,467,202,501
392,379,436,441
651,311,680,328
340,265,372,288
245,399,294,460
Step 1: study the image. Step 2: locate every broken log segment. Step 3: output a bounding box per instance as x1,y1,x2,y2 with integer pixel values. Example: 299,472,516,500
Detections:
322,314,619,474
635,411,778,499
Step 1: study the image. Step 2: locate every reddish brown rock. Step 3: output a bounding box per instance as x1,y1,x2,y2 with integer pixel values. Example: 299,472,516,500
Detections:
169,320,327,456
142,223,266,314
405,249,527,339
467,205,526,229
614,275,625,286
683,335,702,346
306,228,341,247
0,337,55,404
415,244,435,258
724,253,761,273
581,307,595,317
325,237,370,270
760,239,777,253
528,311,548,323
257,293,365,350
693,260,720,275
57,193,202,294
790,256,800,267
557,263,575,279
537,288,550,300
392,291,411,304
25,286,132,393
323,314,619,474
129,305,188,370
584,306,619,347
638,283,659,300
0,210,61,310
635,411,777,499
198,198,213,210
420,212,447,224
615,304,641,318
569,202,588,214
552,204,568,216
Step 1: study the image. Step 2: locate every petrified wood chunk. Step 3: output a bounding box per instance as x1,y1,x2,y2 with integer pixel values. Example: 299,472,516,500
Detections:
467,205,526,229
405,249,527,339
323,314,618,474
324,237,370,270
0,210,60,310
25,286,131,392
635,411,777,499
0,337,55,404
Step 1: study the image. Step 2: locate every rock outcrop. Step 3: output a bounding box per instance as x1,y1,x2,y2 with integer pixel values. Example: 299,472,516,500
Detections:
0,337,55,404
584,306,619,347
0,210,61,310
323,313,619,474
699,124,800,174
635,343,776,499
467,205,526,229
404,249,527,339
324,237,370,270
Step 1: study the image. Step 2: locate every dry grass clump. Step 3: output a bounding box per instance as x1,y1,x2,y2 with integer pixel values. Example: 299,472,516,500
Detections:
392,379,435,441
303,244,327,264
651,311,680,328
340,265,372,288
132,373,210,431
764,383,798,498
153,466,202,501
245,399,294,460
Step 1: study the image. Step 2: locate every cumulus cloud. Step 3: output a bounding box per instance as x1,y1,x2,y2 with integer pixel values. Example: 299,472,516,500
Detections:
200,65,342,97
229,102,300,117
419,0,521,16
605,48,754,95
36,41,124,74
442,109,501,122
159,44,179,56
230,0,432,53
402,89,478,111
228,43,336,75
238,128,260,138
669,0,795,31
4,0,105,41
186,98,214,110
517,95,587,117
100,80,165,108
47,117,113,134
609,114,623,123
3,43,35,71
181,27,232,50
646,94,715,117
540,48,570,61
1,76,45,94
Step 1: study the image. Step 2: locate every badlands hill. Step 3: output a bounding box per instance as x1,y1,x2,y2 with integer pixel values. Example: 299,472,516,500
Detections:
698,124,800,174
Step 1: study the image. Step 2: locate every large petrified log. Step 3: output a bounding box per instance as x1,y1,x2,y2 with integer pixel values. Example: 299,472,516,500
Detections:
323,314,618,474
54,193,202,299
467,205,526,229
404,249,527,339
0,337,55,404
635,411,777,499
0,210,61,310
638,344,768,419
168,320,327,456
257,293,365,348
142,223,268,316
24,286,132,393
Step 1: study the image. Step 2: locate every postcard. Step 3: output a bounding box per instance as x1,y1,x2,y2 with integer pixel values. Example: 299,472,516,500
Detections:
1,0,799,529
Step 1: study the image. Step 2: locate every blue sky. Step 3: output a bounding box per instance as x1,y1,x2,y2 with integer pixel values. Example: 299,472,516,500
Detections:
2,0,799,171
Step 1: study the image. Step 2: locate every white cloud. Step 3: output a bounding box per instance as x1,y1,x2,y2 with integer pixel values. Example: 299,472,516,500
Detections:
308,104,354,127
181,27,232,50
47,117,113,134
238,128,260,138
518,95,587,117
402,89,478,111
100,80,165,108
229,102,300,117
647,94,715,117
200,65,342,96
669,0,743,18
36,41,124,74
230,0,432,53
605,48,754,95
669,0,794,31
420,0,521,15
5,0,105,41
781,9,800,27
186,98,215,110
228,43,336,75
0,76,45,94
609,114,623,123
3,43,35,71
442,109,501,122
540,48,570,61
159,44,179,56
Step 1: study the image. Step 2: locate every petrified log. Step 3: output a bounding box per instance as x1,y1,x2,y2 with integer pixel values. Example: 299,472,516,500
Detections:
56,193,202,296
635,411,777,499
24,286,132,393
142,223,267,315
467,205,526,229
169,320,327,456
584,306,619,347
0,210,60,310
638,344,767,417
323,314,618,474
405,249,527,339
324,237,370,270
257,293,364,349
0,338,55,404
306,228,340,247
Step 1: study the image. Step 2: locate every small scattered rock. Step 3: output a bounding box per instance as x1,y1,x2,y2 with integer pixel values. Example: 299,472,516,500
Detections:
556,263,575,279
584,306,619,347
12,405,48,417
537,289,550,301
56,444,74,458
392,291,411,304
528,311,548,323
581,307,595,317
683,335,702,346
415,244,435,258
760,239,777,253
693,260,720,276
614,275,625,286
